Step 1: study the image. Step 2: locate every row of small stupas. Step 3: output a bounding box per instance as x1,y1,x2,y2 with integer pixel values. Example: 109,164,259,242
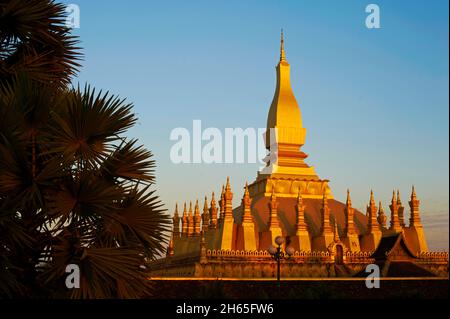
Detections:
149,32,447,278
167,182,427,256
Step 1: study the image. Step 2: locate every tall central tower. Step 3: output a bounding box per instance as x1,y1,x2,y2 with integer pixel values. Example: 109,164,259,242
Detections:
249,31,332,199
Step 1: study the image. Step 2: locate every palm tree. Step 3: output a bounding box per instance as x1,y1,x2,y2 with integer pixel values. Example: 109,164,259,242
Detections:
0,1,170,298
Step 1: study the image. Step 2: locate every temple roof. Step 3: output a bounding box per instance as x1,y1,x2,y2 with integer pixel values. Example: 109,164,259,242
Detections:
233,196,368,237
372,233,418,260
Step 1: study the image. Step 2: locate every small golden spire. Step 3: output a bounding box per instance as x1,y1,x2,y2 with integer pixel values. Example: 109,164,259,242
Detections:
203,196,208,211
209,191,218,229
334,221,340,242
244,182,249,197
280,28,286,62
181,202,188,236
391,190,397,204
211,191,216,205
193,200,201,235
344,189,355,236
346,189,352,207
320,192,331,234
182,202,187,217
369,190,375,205
202,196,209,232
174,203,179,217
411,185,416,199
377,201,387,227
397,190,402,206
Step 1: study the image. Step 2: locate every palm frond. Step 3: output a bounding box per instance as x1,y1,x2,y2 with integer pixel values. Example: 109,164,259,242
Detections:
100,139,155,184
46,86,136,166
0,0,82,87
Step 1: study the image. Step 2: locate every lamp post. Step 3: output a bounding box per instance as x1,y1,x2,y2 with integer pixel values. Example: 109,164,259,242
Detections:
268,236,295,287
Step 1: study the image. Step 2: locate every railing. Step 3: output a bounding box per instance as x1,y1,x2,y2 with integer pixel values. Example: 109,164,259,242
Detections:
417,252,449,263
205,249,352,263
345,251,375,263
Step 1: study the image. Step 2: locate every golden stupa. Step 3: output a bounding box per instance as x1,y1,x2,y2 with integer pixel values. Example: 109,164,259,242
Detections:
149,32,448,278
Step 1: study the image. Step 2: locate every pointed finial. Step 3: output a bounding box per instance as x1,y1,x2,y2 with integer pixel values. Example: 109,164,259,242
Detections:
411,185,416,198
244,182,250,197
189,201,193,214
183,202,187,216
226,176,231,190
346,189,352,206
397,190,402,205
280,28,286,62
368,190,376,206
175,202,179,214
391,190,396,203
334,221,340,241
377,201,387,227
281,28,284,48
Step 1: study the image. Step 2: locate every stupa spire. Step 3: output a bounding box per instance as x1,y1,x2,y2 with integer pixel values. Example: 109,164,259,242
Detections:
377,201,387,228
367,190,379,233
397,190,405,227
202,196,209,232
389,190,402,232
194,199,201,235
249,30,331,201
295,189,307,233
334,221,340,242
187,201,194,236
344,189,356,236
242,182,253,223
209,191,218,229
173,203,180,237
280,28,286,62
266,29,305,149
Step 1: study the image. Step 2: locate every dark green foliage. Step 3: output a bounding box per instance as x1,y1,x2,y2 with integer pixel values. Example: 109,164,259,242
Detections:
0,1,170,298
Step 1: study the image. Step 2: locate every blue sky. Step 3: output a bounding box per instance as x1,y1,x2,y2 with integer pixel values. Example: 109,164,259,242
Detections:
64,0,449,250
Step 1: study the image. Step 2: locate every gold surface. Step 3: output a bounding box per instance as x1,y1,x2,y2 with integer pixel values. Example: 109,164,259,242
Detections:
163,34,433,278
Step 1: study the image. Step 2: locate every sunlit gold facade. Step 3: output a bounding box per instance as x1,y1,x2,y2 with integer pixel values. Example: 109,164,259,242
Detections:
149,33,447,279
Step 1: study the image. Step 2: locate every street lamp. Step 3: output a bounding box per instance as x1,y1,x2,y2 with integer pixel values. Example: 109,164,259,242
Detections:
268,236,295,285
